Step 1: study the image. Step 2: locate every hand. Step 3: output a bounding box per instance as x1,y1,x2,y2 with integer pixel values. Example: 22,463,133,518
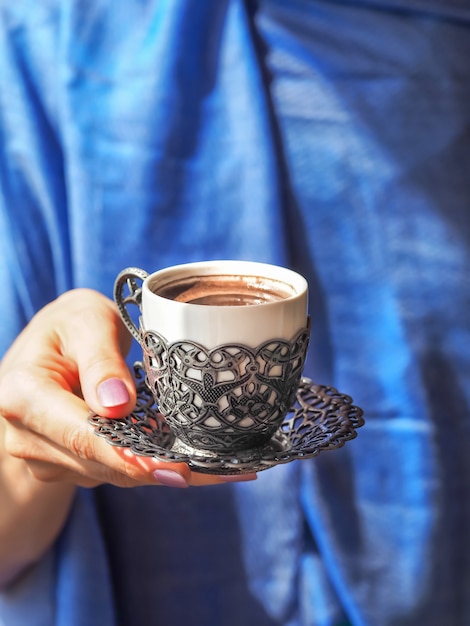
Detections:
0,289,256,586
0,289,256,488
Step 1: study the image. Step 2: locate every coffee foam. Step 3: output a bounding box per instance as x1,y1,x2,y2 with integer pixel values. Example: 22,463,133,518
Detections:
156,274,295,306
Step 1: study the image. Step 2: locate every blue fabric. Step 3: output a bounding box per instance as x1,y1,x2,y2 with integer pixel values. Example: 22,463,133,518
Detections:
1,0,470,624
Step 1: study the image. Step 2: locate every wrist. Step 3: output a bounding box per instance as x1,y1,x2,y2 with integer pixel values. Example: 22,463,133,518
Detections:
0,450,76,587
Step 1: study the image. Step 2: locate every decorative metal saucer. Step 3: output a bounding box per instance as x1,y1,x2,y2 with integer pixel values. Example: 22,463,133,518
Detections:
89,364,364,475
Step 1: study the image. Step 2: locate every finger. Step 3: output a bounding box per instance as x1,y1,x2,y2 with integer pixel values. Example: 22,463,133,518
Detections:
114,448,257,486
4,419,144,486
24,459,111,488
4,375,155,476
189,472,258,486
9,417,257,488
54,290,137,418
6,419,192,488
2,363,193,487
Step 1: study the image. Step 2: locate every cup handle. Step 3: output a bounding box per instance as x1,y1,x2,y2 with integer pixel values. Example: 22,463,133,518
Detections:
114,267,149,344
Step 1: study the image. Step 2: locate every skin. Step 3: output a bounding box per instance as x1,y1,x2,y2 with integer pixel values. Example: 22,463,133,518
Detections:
0,289,255,587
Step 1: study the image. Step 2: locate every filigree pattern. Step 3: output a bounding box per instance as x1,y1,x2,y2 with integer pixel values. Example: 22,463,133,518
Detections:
142,327,311,452
89,363,365,475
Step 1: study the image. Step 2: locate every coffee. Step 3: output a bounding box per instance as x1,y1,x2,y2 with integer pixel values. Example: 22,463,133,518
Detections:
155,274,295,306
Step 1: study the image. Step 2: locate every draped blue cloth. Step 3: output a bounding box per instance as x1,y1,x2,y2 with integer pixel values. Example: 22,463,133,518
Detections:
1,1,470,624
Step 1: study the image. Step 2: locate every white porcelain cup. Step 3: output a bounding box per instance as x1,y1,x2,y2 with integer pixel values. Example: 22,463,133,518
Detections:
115,260,310,454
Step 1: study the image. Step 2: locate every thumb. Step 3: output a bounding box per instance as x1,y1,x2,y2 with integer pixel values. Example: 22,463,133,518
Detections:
57,289,137,418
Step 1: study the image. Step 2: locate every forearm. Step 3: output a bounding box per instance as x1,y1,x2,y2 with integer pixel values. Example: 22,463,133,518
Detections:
0,419,76,588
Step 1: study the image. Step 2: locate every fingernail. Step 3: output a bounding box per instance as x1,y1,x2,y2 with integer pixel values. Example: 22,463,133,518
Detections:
153,469,189,489
220,473,258,482
97,378,130,408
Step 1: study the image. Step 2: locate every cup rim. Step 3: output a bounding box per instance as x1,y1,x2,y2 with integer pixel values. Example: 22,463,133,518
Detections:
143,259,308,309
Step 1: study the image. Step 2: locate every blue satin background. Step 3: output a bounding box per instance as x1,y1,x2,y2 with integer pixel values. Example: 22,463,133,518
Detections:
1,1,470,624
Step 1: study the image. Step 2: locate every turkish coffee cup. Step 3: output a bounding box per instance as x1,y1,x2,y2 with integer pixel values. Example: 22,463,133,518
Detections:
114,260,310,455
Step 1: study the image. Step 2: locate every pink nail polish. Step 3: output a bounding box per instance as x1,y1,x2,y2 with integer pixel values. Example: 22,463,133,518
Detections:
97,378,130,408
153,469,189,489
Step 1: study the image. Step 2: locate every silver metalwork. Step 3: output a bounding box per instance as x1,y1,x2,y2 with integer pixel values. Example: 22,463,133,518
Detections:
114,267,148,342
142,326,310,453
89,363,365,475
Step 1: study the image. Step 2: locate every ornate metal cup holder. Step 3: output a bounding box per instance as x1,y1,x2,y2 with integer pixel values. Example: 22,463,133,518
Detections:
89,363,364,475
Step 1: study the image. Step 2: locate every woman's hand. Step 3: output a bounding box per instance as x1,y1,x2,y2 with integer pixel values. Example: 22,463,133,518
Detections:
0,289,255,586
0,289,255,488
